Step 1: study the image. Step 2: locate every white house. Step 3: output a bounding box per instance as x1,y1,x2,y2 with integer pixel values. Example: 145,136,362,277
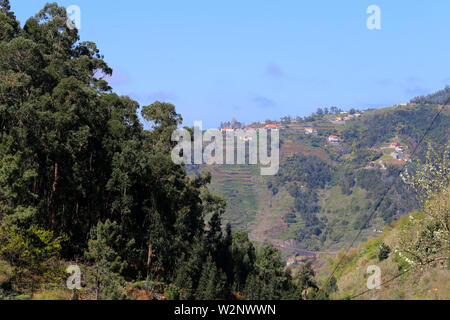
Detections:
220,127,234,133
328,135,340,143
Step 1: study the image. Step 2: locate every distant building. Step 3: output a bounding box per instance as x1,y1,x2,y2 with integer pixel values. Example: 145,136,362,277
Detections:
238,136,253,142
305,127,316,134
328,135,340,143
336,116,343,121
220,127,234,133
264,124,278,130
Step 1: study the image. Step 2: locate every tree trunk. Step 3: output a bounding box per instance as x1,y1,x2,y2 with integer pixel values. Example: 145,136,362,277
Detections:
51,162,58,229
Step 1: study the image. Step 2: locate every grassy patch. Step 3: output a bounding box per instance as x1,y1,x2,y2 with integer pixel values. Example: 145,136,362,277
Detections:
381,147,395,153
32,289,71,300
378,155,393,161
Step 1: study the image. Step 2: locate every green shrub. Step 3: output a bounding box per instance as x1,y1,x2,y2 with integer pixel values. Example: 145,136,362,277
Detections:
165,284,181,300
378,243,391,261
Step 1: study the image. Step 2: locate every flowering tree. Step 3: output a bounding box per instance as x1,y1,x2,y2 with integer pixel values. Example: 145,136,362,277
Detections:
398,143,449,269
401,143,449,205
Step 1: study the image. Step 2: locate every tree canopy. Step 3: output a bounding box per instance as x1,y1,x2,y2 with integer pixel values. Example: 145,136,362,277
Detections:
0,1,305,300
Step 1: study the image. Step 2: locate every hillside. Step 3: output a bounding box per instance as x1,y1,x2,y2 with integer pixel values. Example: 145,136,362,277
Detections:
202,102,450,258
327,185,449,300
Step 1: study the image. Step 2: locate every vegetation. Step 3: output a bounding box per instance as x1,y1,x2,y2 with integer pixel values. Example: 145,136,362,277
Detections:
329,143,449,299
205,97,449,253
411,85,450,105
0,1,448,301
398,144,449,269
378,243,391,261
0,1,303,300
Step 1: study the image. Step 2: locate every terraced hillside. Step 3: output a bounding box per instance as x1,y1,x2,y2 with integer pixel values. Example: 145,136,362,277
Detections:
200,101,449,258
205,165,261,230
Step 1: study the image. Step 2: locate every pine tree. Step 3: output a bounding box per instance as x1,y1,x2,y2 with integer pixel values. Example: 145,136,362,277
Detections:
196,255,225,300
243,246,294,300
84,220,127,300
0,0,19,41
230,232,256,292
243,274,262,300
296,261,318,294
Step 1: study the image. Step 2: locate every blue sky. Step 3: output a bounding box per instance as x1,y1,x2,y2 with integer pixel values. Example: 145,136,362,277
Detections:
10,0,450,128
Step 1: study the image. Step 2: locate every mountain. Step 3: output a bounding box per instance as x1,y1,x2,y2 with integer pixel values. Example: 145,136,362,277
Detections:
194,100,450,257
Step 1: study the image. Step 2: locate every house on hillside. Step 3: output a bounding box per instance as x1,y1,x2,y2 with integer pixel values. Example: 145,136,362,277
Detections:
395,146,405,153
328,135,340,143
220,127,234,133
238,135,254,142
264,124,278,131
305,127,317,135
